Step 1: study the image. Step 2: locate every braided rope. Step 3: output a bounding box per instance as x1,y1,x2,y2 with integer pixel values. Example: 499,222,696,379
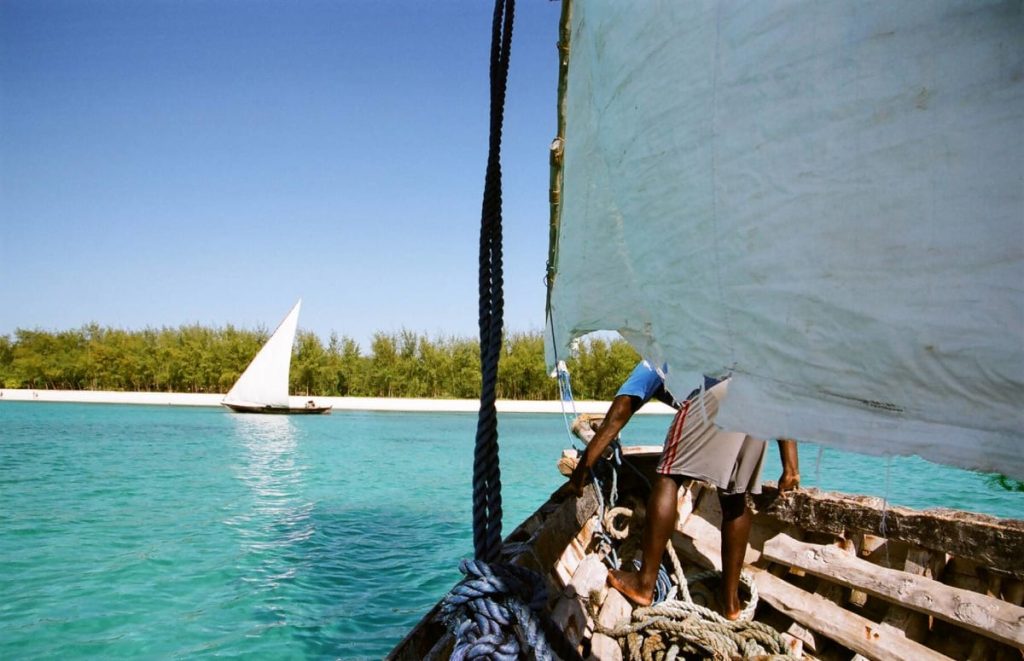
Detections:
455,3,584,658
589,461,621,570
473,0,514,565
604,506,634,540
442,560,556,660
595,505,791,658
599,600,792,659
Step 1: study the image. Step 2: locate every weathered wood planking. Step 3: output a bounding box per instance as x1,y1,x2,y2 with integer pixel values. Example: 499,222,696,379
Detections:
762,533,1024,649
753,487,1024,575
880,547,933,642
674,514,953,660
749,568,954,661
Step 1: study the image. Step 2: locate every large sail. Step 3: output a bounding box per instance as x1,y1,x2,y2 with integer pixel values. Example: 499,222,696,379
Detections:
546,2,1024,477
224,300,301,408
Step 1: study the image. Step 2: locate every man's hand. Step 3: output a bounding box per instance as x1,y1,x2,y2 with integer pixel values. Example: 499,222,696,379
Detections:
568,456,591,497
564,395,643,498
776,438,800,492
778,470,800,492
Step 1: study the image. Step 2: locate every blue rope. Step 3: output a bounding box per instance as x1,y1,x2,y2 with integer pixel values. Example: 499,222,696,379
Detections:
442,560,583,660
629,558,673,605
474,0,514,566
452,3,582,658
555,363,579,445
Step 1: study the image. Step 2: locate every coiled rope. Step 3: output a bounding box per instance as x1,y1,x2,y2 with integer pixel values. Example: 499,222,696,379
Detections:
441,2,582,658
441,560,556,660
597,503,794,659
601,601,792,661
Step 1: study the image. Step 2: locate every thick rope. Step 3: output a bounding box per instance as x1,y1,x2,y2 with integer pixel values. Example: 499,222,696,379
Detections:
597,598,793,660
596,504,792,659
442,560,583,661
474,0,514,566
449,3,583,658
442,560,547,660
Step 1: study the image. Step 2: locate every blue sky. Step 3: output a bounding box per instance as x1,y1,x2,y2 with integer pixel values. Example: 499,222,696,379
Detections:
0,0,563,348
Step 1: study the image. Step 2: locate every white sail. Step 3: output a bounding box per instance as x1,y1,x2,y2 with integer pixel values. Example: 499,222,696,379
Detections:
224,300,301,409
546,2,1024,477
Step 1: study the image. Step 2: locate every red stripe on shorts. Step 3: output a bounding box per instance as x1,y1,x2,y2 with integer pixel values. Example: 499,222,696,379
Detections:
658,399,691,474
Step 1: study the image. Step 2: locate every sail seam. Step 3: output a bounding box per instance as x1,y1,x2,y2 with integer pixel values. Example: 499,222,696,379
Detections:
709,2,738,375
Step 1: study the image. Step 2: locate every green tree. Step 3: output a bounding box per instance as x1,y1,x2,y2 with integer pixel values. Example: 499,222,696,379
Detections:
1,323,645,401
292,330,329,396
0,335,13,387
367,332,399,397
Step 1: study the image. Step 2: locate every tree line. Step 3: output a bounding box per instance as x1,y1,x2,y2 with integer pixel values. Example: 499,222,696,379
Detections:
0,325,640,401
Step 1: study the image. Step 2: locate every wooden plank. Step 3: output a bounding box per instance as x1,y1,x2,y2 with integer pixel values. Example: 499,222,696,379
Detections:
844,536,868,607
780,625,811,656
749,567,953,661
880,547,933,642
812,539,856,609
762,533,1024,649
751,486,1024,574
966,575,1003,660
1004,579,1024,610
423,633,454,660
675,517,952,660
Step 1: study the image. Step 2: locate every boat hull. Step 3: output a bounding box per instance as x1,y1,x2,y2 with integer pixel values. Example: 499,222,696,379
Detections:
221,403,332,415
388,446,1024,660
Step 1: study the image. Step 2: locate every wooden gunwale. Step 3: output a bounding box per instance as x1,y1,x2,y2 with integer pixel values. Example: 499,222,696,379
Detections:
752,486,1024,576
761,533,1024,649
389,448,1024,659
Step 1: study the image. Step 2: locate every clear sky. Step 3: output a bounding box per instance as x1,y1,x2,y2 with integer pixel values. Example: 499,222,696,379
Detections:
0,0,564,348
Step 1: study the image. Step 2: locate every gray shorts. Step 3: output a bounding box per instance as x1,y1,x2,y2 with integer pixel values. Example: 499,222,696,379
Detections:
656,381,767,495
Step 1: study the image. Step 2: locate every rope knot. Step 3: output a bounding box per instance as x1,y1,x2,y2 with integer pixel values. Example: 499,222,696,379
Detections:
441,559,555,660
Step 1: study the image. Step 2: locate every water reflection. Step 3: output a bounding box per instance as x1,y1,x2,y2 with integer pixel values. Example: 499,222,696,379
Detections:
232,415,303,502
227,415,315,588
226,416,360,657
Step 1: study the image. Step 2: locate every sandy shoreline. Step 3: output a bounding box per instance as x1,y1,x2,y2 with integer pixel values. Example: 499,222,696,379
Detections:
0,388,674,415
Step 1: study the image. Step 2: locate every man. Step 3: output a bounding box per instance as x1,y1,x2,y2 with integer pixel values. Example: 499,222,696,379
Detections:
568,361,799,619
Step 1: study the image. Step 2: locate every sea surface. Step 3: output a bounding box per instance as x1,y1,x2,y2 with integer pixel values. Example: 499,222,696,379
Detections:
1,402,1020,659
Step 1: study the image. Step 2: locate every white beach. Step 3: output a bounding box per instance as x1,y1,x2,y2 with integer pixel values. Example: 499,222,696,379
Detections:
0,388,675,416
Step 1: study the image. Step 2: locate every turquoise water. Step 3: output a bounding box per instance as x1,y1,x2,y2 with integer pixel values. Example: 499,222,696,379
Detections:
1,402,1020,659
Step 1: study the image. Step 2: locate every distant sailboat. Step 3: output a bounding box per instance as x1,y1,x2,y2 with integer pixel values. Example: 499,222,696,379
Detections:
222,300,332,415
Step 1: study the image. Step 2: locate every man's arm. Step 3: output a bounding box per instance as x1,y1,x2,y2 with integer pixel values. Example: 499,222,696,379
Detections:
568,394,644,496
776,438,800,491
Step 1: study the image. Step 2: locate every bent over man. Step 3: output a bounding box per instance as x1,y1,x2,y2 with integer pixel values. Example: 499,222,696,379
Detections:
568,361,799,619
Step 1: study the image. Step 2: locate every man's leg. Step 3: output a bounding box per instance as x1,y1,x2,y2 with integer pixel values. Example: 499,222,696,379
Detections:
718,491,752,620
607,474,681,605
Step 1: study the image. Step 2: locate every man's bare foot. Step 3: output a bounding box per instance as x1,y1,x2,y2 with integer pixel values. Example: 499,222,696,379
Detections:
720,588,743,621
607,569,654,607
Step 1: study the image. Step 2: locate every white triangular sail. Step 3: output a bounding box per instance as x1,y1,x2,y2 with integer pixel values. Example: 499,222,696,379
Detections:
546,2,1024,477
224,300,301,408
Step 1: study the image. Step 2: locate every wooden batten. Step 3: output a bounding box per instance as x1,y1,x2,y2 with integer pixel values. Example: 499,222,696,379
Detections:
750,569,954,661
422,632,454,660
762,533,1024,650
879,547,934,642
674,515,954,660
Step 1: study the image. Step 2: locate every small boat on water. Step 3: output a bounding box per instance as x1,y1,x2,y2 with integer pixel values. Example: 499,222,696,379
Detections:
393,0,1022,658
222,300,331,415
